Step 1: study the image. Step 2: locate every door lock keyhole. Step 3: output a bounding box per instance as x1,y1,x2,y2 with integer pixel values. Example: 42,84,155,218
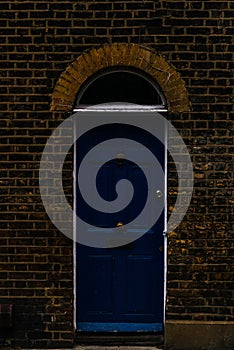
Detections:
156,190,163,198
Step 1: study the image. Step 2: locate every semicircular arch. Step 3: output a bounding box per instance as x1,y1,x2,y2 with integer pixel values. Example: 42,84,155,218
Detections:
51,43,190,113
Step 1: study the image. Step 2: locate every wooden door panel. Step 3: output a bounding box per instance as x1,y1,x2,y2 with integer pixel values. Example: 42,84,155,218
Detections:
76,117,165,332
85,255,114,316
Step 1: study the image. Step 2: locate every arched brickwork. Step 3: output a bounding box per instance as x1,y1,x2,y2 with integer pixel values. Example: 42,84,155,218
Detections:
50,43,190,113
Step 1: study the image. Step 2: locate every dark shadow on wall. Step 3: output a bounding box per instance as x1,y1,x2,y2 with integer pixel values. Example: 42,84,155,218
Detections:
0,299,49,348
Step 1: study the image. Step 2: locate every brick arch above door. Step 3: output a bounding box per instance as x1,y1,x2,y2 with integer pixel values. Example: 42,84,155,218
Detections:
50,43,190,113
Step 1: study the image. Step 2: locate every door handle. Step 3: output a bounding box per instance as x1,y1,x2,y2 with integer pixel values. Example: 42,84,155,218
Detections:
116,222,124,228
116,153,125,166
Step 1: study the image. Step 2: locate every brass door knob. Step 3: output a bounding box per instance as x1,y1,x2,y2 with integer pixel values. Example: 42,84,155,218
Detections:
116,222,124,228
116,153,125,166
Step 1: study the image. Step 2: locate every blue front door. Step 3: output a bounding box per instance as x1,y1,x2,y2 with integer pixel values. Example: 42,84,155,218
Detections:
76,115,165,332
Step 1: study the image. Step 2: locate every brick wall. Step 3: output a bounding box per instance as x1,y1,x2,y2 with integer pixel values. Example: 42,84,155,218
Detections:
0,0,233,347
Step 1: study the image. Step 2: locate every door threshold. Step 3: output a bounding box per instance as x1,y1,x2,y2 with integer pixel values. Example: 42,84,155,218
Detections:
78,322,163,332
76,332,164,346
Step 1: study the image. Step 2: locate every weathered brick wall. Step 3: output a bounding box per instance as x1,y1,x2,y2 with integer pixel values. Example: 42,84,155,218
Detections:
0,0,233,347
